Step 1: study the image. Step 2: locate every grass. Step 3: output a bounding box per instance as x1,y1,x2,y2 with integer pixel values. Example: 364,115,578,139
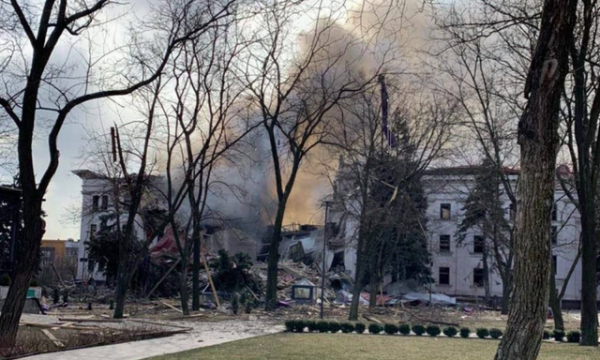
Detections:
148,333,600,360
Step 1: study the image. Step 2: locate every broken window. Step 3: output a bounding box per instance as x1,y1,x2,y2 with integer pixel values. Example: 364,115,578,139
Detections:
92,195,99,212
439,235,451,253
101,195,108,210
439,267,450,285
473,268,485,287
440,203,451,220
552,226,558,245
473,236,484,254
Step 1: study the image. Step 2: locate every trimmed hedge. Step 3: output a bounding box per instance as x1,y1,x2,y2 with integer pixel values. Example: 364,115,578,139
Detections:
443,326,458,338
489,328,503,339
399,324,411,336
553,329,565,342
384,324,399,335
460,327,471,338
355,323,366,334
328,322,341,333
316,321,329,333
307,321,318,332
476,328,489,339
426,325,441,337
284,320,306,333
368,323,383,334
567,330,580,343
543,330,551,340
341,323,355,334
412,324,426,336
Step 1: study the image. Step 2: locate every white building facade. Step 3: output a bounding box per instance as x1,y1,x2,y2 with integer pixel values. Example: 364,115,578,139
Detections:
331,166,598,308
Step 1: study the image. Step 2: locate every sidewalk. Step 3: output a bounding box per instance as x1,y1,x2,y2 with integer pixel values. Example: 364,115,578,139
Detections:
24,319,283,360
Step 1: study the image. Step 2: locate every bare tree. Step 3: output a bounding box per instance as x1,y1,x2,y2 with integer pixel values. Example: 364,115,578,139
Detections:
493,0,577,358
0,0,238,343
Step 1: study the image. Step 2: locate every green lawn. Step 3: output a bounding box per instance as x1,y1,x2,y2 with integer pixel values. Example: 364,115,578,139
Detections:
149,333,600,360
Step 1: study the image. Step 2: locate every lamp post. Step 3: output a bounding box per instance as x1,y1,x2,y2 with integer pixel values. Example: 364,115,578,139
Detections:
320,200,331,319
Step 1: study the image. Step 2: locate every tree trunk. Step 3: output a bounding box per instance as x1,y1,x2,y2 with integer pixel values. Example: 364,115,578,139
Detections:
494,0,576,358
265,200,287,311
483,247,491,303
549,262,564,331
113,270,128,319
501,275,511,315
192,220,201,311
579,212,598,345
368,270,378,309
180,260,190,316
0,201,44,346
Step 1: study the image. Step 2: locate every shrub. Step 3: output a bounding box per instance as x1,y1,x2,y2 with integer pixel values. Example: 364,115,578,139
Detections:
553,329,565,342
543,330,551,340
384,324,399,335
460,327,471,338
443,326,458,338
399,324,411,336
307,321,318,332
316,321,329,333
341,323,355,334
0,274,10,286
368,324,383,334
489,328,503,339
567,330,581,343
355,323,366,334
284,320,295,332
412,324,425,336
231,294,240,315
426,325,441,337
294,320,307,333
476,328,489,339
328,322,341,333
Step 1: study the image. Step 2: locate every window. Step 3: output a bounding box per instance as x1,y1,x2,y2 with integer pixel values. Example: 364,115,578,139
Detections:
473,236,484,254
551,204,558,221
90,224,97,239
552,255,557,272
440,203,451,220
66,247,78,258
551,226,557,245
439,235,451,253
439,267,450,285
40,247,55,267
92,195,99,212
101,195,109,210
473,268,485,287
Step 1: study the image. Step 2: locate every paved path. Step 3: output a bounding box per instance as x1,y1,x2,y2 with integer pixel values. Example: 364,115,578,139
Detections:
24,318,283,360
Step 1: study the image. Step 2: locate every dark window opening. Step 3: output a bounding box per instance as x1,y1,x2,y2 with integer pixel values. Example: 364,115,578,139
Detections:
101,195,108,210
473,236,484,254
92,195,99,212
473,268,485,287
552,204,558,221
552,226,558,245
439,235,451,253
552,255,557,273
440,203,451,220
509,203,516,222
439,267,450,285
90,224,97,240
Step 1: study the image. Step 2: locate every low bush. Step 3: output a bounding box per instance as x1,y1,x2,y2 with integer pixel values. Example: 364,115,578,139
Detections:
399,324,411,336
543,330,551,340
368,324,383,334
553,329,565,342
284,320,295,332
476,328,489,339
307,321,318,332
328,322,341,333
355,323,366,334
340,323,355,334
316,321,329,333
489,328,503,339
443,327,458,338
567,330,580,343
426,325,441,337
412,324,425,336
384,324,399,335
460,327,471,338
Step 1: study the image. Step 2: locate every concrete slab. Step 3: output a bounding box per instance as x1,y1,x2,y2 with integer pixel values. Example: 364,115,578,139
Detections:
23,319,282,360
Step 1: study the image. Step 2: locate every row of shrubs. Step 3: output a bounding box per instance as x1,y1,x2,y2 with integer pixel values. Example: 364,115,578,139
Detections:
543,329,581,343
285,320,503,339
285,320,582,343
